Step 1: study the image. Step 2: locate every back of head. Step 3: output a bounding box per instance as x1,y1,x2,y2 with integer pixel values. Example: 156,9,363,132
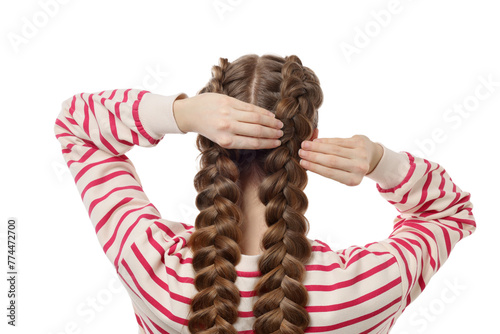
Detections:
186,54,323,333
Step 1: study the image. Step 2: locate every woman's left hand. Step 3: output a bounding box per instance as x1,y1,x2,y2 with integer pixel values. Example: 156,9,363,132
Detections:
173,92,284,149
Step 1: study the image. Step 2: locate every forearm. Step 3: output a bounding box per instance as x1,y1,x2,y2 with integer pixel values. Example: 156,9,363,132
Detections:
172,95,191,134
139,92,189,137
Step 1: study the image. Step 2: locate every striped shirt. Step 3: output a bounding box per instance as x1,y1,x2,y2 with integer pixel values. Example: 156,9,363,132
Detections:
53,88,476,334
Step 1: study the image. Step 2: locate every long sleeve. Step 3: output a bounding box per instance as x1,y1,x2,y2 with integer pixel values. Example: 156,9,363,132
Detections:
364,143,476,316
53,90,477,333
53,88,191,271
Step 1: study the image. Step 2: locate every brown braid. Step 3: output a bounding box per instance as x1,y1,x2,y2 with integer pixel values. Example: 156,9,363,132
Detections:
186,54,323,334
187,57,242,333
252,55,320,334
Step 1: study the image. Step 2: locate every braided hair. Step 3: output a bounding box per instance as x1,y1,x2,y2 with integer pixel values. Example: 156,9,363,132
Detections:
186,54,323,334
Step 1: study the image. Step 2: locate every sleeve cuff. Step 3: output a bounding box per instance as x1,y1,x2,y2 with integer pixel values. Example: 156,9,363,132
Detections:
365,142,411,190
138,92,189,139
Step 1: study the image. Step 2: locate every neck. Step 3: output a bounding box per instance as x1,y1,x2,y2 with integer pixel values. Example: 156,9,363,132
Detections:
238,176,267,256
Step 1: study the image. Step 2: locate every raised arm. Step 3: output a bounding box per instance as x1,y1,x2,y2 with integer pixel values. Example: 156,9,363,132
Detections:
364,144,476,314
54,89,292,332
53,89,191,270
299,135,476,323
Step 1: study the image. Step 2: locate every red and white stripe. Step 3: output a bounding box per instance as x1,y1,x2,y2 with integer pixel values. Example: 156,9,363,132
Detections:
54,89,476,333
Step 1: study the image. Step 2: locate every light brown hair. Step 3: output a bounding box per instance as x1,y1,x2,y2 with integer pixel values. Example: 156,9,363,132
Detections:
186,54,323,333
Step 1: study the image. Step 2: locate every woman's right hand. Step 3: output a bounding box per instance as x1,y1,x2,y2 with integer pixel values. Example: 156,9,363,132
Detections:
298,134,384,186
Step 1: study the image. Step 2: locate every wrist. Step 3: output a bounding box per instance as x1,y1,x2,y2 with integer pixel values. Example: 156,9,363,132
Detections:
173,95,190,133
367,142,384,175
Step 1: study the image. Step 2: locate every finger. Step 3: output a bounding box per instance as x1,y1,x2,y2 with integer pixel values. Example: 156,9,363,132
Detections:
299,159,353,184
235,109,283,129
231,136,281,150
230,97,275,117
232,121,283,139
312,137,359,149
301,140,354,160
298,149,352,172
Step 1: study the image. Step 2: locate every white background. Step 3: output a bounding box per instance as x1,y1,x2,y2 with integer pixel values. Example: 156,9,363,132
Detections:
1,0,497,333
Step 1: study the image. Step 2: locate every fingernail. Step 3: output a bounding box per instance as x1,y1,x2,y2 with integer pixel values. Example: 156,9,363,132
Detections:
277,121,284,128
